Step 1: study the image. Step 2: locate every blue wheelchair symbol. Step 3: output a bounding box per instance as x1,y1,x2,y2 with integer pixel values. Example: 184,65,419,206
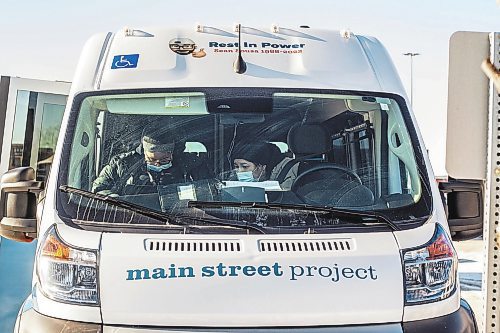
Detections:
111,54,139,69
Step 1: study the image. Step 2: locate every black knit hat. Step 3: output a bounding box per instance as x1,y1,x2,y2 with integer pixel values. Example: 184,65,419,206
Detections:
142,122,185,153
232,142,280,169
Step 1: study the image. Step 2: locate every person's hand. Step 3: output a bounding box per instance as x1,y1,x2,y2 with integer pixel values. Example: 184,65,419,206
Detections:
481,59,500,93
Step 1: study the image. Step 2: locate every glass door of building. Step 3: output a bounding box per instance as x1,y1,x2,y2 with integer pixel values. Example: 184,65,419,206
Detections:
7,91,67,182
0,77,70,333
30,94,66,181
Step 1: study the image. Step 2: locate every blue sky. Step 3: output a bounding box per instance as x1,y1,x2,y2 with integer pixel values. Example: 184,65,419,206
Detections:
0,0,499,175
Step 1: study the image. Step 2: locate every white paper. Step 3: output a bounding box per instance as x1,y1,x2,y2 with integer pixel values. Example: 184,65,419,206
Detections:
222,180,282,191
177,184,196,200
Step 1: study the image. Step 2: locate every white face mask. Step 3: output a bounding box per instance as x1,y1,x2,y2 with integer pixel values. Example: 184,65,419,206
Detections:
147,162,172,173
236,171,256,182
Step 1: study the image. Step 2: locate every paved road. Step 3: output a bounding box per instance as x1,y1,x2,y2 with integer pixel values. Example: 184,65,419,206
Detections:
454,239,484,332
0,238,36,332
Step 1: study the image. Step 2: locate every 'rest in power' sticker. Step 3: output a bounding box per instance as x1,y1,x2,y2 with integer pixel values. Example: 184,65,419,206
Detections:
111,54,140,69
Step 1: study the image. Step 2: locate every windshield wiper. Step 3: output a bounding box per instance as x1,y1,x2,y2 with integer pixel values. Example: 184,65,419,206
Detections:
188,201,400,231
59,185,266,234
60,185,175,224
178,215,266,234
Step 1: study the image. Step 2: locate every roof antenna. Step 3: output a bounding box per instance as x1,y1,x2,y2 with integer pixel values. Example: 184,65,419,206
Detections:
233,24,247,74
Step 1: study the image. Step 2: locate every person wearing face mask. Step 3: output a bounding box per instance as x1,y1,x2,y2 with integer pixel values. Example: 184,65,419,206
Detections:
230,142,281,183
92,123,209,195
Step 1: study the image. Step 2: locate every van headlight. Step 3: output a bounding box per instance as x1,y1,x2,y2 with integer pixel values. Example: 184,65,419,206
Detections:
36,225,99,305
403,223,457,304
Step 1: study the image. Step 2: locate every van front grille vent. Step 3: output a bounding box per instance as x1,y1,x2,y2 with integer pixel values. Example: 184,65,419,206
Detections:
258,239,353,253
145,239,242,252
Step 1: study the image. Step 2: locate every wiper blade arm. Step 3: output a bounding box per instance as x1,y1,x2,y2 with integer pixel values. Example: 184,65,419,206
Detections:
59,185,174,224
60,186,265,233
188,201,400,231
270,203,399,231
181,215,266,234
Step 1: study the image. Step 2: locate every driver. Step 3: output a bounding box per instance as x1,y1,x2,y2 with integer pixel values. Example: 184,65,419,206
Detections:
92,124,208,195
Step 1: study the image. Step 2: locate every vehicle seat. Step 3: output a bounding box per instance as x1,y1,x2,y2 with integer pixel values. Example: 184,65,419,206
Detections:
288,123,331,167
273,123,331,187
274,123,373,207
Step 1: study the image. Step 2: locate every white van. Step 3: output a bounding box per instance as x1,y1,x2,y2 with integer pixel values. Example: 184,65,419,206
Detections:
1,26,482,332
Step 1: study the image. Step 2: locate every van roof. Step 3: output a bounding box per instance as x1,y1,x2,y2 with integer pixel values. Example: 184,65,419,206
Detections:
88,26,406,96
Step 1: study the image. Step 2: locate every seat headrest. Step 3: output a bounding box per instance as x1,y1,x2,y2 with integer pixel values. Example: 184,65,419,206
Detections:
287,123,330,156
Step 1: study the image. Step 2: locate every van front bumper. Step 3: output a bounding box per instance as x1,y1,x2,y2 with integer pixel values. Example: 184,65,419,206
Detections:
15,299,477,333
402,299,478,333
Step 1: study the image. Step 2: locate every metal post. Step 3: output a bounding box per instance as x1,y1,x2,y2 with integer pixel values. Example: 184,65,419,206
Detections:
403,52,420,107
484,31,500,333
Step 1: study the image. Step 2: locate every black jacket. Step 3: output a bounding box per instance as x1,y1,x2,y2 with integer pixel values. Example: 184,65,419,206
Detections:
92,147,210,195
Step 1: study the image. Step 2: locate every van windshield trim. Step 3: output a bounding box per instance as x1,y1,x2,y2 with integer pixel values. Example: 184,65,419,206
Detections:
56,87,433,229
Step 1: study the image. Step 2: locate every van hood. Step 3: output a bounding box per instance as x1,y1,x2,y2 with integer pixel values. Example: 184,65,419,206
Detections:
99,232,403,327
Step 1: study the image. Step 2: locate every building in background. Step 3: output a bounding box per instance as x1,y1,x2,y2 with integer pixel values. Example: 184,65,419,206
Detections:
0,76,70,182
0,76,69,332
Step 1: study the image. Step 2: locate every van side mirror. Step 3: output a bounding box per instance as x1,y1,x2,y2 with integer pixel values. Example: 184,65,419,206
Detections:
0,167,43,242
439,178,483,241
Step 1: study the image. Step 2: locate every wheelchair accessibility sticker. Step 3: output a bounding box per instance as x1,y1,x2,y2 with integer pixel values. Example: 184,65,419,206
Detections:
111,54,140,69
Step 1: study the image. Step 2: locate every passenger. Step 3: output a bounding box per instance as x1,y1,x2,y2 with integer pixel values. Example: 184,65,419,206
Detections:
230,142,281,182
92,123,208,195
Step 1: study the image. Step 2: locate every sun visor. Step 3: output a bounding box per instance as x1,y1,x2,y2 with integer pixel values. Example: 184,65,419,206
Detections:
106,93,208,115
345,99,383,112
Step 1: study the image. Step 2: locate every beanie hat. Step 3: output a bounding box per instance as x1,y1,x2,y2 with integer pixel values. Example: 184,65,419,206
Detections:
232,142,280,168
142,122,184,153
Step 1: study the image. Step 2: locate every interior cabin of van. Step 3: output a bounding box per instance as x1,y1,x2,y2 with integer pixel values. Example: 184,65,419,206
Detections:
58,88,432,231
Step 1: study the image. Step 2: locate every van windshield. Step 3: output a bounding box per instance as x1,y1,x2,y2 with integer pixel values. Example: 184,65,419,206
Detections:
58,89,431,231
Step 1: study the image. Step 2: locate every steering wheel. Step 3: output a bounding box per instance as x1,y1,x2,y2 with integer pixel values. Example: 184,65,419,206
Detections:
291,164,362,192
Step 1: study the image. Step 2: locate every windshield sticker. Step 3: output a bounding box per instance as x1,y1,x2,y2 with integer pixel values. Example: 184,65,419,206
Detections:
208,41,305,55
169,38,206,58
111,54,140,69
126,262,378,283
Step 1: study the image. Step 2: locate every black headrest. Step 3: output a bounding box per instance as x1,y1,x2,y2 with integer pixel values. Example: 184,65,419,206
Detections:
287,123,330,156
